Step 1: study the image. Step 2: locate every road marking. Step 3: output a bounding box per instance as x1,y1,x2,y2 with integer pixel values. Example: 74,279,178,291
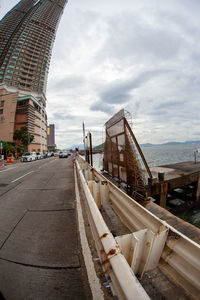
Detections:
0,166,17,172
11,171,34,183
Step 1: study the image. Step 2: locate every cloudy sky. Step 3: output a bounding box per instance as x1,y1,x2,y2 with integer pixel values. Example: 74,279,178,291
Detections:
0,0,199,148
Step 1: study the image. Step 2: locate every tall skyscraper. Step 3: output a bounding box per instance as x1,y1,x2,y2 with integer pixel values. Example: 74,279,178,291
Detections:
0,0,68,152
47,124,56,151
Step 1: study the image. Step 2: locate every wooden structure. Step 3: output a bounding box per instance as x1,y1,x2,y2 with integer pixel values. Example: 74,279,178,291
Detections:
103,109,200,208
145,161,200,208
103,109,151,201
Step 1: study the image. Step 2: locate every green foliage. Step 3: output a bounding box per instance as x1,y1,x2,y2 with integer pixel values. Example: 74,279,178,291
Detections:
13,126,34,149
17,143,25,156
0,140,15,155
93,142,105,150
7,152,13,157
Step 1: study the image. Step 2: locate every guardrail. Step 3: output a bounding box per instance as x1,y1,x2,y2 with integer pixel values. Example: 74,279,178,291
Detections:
76,157,200,299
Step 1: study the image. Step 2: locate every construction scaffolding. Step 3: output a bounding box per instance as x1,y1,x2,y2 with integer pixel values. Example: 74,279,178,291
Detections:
103,109,152,201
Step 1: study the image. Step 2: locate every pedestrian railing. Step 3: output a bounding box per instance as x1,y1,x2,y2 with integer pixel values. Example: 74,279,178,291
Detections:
75,157,200,300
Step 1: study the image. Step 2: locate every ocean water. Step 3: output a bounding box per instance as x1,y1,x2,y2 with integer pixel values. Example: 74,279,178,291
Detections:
140,143,200,167
91,143,200,228
92,143,200,170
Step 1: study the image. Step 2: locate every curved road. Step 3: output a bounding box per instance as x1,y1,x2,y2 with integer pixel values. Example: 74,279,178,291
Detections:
0,157,92,299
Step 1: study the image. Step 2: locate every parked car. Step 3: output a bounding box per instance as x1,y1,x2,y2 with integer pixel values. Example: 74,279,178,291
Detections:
43,152,48,158
36,152,43,160
59,151,68,158
47,152,52,158
21,152,37,162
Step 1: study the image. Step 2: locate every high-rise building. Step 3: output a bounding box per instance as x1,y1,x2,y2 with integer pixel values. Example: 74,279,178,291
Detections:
47,123,56,151
0,0,68,152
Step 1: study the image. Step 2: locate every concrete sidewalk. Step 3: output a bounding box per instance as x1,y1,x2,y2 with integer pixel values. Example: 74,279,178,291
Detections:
0,158,92,299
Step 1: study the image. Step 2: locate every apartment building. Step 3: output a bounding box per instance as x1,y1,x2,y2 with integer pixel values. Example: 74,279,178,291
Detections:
0,0,68,151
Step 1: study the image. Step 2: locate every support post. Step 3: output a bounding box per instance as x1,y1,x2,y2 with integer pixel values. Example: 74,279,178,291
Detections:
160,182,168,208
89,132,93,167
196,173,200,202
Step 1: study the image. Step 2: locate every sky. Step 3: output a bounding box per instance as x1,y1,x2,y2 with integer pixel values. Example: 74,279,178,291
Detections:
0,0,199,149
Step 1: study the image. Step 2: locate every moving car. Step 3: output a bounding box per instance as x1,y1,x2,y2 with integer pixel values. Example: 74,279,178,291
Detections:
59,151,68,158
21,152,37,162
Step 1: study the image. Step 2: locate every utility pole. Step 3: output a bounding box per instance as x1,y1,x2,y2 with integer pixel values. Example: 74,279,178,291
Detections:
83,122,86,161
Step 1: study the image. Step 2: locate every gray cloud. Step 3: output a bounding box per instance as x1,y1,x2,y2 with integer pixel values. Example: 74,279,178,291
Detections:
48,75,85,92
99,69,171,104
52,112,76,120
90,100,115,115
155,101,183,110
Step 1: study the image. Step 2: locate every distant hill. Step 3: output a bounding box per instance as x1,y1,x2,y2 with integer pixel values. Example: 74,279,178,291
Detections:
141,140,200,147
92,140,200,149
67,144,84,150
93,143,104,150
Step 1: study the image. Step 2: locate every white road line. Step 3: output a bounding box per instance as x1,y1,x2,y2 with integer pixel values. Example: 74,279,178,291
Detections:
11,171,34,183
0,166,17,172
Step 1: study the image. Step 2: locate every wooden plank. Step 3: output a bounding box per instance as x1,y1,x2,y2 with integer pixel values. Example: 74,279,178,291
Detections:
196,173,200,202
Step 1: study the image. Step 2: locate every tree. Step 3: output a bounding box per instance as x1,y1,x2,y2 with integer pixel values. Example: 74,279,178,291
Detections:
0,141,15,158
13,126,34,151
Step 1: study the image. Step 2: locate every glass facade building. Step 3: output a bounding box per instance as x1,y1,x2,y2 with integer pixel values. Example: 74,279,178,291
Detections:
0,0,67,151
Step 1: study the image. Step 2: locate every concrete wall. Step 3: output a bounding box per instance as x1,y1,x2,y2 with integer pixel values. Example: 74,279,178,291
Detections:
0,88,18,142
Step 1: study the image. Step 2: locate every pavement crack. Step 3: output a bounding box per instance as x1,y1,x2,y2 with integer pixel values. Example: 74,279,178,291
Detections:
0,210,28,250
0,181,21,198
0,258,80,270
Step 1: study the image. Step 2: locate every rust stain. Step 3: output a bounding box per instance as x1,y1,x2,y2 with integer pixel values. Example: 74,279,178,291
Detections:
146,242,150,247
107,248,118,257
157,227,162,235
102,259,109,265
100,233,109,239
103,269,111,276
101,181,108,185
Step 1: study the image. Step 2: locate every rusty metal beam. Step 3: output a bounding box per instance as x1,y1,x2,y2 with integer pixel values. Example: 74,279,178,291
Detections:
124,119,153,179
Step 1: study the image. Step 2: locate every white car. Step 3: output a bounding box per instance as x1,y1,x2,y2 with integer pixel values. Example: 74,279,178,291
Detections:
59,151,69,158
21,152,37,162
36,152,43,160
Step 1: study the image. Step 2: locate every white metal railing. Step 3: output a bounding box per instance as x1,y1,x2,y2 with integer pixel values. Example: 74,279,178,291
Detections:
75,161,150,300
76,157,200,300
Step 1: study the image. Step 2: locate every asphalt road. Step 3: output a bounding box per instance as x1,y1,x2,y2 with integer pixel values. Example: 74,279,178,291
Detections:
0,157,92,299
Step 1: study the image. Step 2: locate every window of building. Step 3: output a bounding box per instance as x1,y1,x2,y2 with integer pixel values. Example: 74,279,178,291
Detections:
16,108,27,114
0,109,3,115
17,100,28,107
0,101,4,107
